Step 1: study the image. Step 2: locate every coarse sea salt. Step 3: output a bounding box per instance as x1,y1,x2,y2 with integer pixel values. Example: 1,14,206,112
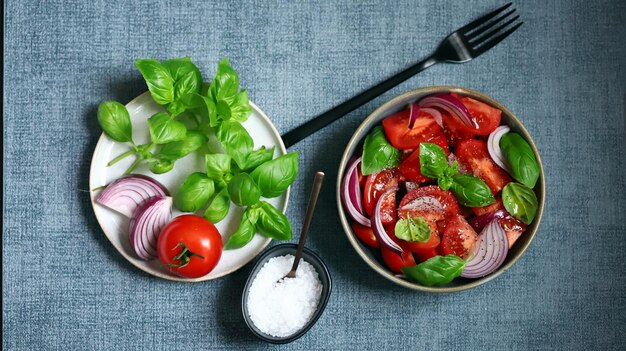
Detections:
247,254,323,338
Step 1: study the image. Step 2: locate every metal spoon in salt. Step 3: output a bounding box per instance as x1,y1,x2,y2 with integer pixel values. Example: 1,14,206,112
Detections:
281,171,325,281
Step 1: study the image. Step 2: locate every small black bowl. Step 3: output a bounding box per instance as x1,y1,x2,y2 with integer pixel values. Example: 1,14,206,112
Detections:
241,243,332,344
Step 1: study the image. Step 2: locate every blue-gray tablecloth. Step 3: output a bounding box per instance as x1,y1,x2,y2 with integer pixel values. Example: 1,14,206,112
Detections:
4,0,625,350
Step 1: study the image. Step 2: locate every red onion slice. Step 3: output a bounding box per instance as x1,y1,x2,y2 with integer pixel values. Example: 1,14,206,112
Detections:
341,157,371,227
372,187,403,254
419,93,475,128
399,195,444,213
420,107,443,128
96,175,169,217
487,125,511,172
461,219,508,278
408,103,421,129
129,196,172,260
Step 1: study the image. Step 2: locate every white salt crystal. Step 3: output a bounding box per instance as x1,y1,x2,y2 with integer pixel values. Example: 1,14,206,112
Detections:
247,254,323,338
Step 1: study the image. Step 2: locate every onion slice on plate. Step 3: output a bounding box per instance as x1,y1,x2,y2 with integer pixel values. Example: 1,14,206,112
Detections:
372,187,403,254
461,219,508,278
418,93,475,128
487,125,511,172
408,103,421,129
96,175,169,217
341,157,371,227
129,196,173,260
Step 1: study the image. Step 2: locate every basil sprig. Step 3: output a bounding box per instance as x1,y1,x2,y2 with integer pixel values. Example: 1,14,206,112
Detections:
502,182,538,225
224,201,292,249
98,101,133,143
402,255,466,286
395,217,431,242
361,126,401,175
500,132,540,188
419,143,495,207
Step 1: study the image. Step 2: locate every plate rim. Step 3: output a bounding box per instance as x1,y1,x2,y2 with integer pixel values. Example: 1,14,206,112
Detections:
89,91,289,282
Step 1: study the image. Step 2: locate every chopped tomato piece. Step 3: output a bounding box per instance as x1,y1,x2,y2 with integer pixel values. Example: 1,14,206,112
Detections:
397,132,449,183
457,95,502,136
442,110,474,147
456,139,512,194
382,108,442,150
499,216,527,248
381,227,416,273
351,222,379,248
472,197,504,216
404,220,441,262
441,215,478,259
398,185,460,219
363,169,398,225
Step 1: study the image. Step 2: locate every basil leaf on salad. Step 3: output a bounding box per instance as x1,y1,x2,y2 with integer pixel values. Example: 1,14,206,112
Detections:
147,112,187,144
156,131,207,161
215,120,254,168
449,174,495,207
502,182,538,225
97,101,133,143
205,153,232,181
395,217,431,242
135,59,175,105
204,187,230,223
254,201,292,240
361,126,401,175
175,172,215,212
419,143,449,179
402,255,466,286
250,152,298,198
224,209,257,250
499,132,540,189
228,173,261,207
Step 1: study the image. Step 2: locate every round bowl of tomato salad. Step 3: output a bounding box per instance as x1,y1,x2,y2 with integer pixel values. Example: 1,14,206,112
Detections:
337,86,545,292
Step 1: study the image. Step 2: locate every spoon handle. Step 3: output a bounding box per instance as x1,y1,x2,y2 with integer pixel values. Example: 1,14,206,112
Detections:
290,171,325,274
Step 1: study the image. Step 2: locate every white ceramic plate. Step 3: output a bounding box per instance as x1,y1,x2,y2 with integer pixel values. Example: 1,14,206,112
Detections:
89,92,288,282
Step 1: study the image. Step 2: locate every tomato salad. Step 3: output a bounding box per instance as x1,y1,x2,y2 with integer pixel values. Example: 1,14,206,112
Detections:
342,93,540,286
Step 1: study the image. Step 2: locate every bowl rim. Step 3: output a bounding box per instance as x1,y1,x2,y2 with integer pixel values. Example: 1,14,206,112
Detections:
336,86,545,292
241,243,333,344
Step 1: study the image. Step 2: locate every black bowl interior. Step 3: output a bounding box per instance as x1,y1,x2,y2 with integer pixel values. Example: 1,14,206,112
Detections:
241,244,332,344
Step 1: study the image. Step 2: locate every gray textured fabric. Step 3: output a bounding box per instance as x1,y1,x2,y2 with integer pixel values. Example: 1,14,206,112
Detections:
4,0,626,350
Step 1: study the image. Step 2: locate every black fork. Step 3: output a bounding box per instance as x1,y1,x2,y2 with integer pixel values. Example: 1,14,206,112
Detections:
281,3,523,148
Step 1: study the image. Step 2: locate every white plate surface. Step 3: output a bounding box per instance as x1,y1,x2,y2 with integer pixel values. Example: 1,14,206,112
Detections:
89,92,288,282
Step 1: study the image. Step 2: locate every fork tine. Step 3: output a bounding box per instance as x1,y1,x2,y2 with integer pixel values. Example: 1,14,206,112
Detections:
469,14,520,43
457,2,513,35
466,9,517,40
472,22,523,55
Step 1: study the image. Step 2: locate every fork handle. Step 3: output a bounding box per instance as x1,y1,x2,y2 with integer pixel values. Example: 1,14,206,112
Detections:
281,56,439,148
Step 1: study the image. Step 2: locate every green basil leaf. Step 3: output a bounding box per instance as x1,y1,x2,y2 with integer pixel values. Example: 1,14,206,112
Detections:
204,187,230,223
147,112,187,144
174,173,214,212
224,209,257,250
402,255,466,286
229,89,252,123
449,174,495,207
500,133,540,189
502,182,538,225
209,57,239,105
250,152,298,198
239,146,275,172
215,120,253,168
205,153,232,181
361,126,401,175
156,130,207,161
199,95,218,127
134,59,174,105
97,101,133,142
395,217,431,242
419,143,448,179
228,173,261,207
216,99,231,120
148,159,174,174
162,57,202,101
255,201,291,240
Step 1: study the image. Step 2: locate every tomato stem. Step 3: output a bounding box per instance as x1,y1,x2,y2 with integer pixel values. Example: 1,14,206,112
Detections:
167,242,205,269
